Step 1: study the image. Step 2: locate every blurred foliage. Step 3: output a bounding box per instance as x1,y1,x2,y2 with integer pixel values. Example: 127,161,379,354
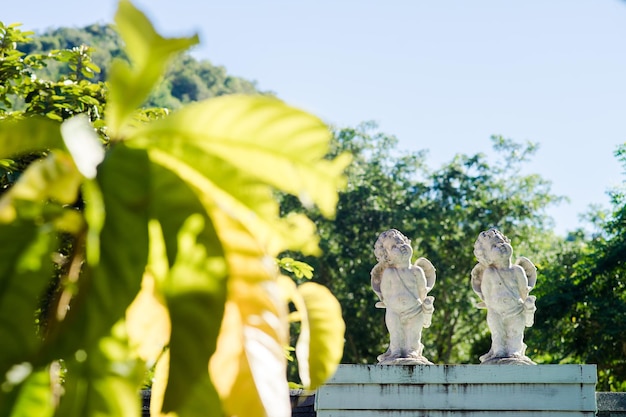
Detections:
0,2,347,417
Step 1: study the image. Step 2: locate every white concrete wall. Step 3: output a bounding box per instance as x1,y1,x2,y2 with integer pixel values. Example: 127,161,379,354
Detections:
315,364,597,417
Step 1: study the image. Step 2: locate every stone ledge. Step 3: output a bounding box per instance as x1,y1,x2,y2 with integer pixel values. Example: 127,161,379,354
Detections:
316,364,598,417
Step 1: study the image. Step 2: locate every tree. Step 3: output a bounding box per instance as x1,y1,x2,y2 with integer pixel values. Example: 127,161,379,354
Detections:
281,124,564,365
17,23,264,110
17,24,125,83
279,123,431,364
0,2,347,417
413,136,563,363
529,145,626,390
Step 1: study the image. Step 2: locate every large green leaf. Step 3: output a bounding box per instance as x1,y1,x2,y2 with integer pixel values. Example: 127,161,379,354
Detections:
50,144,150,354
106,0,198,135
89,144,150,343
0,366,55,417
151,350,222,417
295,282,345,389
0,222,53,377
148,149,321,262
127,96,350,260
0,117,63,158
129,95,350,218
209,282,291,417
0,152,83,224
143,161,227,415
160,214,227,414
149,161,224,268
55,322,144,417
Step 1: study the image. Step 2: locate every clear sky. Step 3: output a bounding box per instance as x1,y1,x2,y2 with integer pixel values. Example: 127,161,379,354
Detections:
4,0,626,235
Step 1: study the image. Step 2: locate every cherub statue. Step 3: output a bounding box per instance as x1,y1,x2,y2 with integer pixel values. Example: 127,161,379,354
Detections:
471,228,537,365
371,229,436,365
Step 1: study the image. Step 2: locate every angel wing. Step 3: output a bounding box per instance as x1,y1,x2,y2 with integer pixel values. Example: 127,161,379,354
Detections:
516,256,537,289
370,262,385,307
414,257,436,291
471,263,486,308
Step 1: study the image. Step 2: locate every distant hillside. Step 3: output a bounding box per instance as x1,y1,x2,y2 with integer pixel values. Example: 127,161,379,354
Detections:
20,24,268,109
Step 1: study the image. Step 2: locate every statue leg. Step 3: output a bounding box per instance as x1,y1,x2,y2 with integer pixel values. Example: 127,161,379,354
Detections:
486,311,506,358
404,314,425,358
504,314,526,357
384,310,404,359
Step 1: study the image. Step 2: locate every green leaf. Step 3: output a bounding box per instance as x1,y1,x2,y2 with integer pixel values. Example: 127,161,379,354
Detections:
0,366,55,417
0,152,82,223
146,162,227,414
149,161,224,267
295,282,345,389
82,179,105,266
0,117,63,158
278,257,314,280
0,222,53,377
56,322,144,417
161,214,227,413
127,95,350,258
151,351,222,417
147,147,321,259
53,145,150,353
131,95,350,218
106,0,199,135
209,281,291,417
89,145,151,343
172,373,221,417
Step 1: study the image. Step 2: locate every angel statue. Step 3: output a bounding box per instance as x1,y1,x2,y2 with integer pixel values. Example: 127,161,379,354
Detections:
371,229,436,365
471,228,537,365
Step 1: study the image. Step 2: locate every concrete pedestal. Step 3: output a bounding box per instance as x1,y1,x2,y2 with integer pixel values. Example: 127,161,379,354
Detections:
315,364,597,417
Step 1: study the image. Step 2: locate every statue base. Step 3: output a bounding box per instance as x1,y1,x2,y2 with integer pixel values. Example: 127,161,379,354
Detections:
480,355,536,365
316,364,597,417
377,356,433,365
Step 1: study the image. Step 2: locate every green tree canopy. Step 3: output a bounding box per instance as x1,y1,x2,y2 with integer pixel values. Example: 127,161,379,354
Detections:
281,123,565,365
529,145,626,391
16,23,265,110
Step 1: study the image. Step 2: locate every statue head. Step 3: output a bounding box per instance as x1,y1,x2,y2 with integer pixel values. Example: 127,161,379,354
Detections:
374,229,411,265
474,228,512,265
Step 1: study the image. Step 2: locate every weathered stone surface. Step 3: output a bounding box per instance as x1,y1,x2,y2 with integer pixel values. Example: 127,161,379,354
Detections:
316,364,598,417
371,229,436,365
471,228,537,365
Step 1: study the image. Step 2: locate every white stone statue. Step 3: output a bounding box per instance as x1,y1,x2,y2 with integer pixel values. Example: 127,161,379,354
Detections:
371,229,436,365
471,228,537,365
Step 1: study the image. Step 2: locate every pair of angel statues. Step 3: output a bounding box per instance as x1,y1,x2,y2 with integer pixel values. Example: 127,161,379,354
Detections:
371,227,537,365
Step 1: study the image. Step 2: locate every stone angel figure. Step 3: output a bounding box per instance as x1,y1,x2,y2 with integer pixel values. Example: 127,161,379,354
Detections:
471,228,537,365
371,229,436,365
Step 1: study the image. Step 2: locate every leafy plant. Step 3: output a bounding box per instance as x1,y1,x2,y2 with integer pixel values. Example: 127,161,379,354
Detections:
0,1,348,416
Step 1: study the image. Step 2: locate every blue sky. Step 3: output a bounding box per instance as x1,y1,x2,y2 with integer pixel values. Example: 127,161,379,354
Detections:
4,0,626,235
